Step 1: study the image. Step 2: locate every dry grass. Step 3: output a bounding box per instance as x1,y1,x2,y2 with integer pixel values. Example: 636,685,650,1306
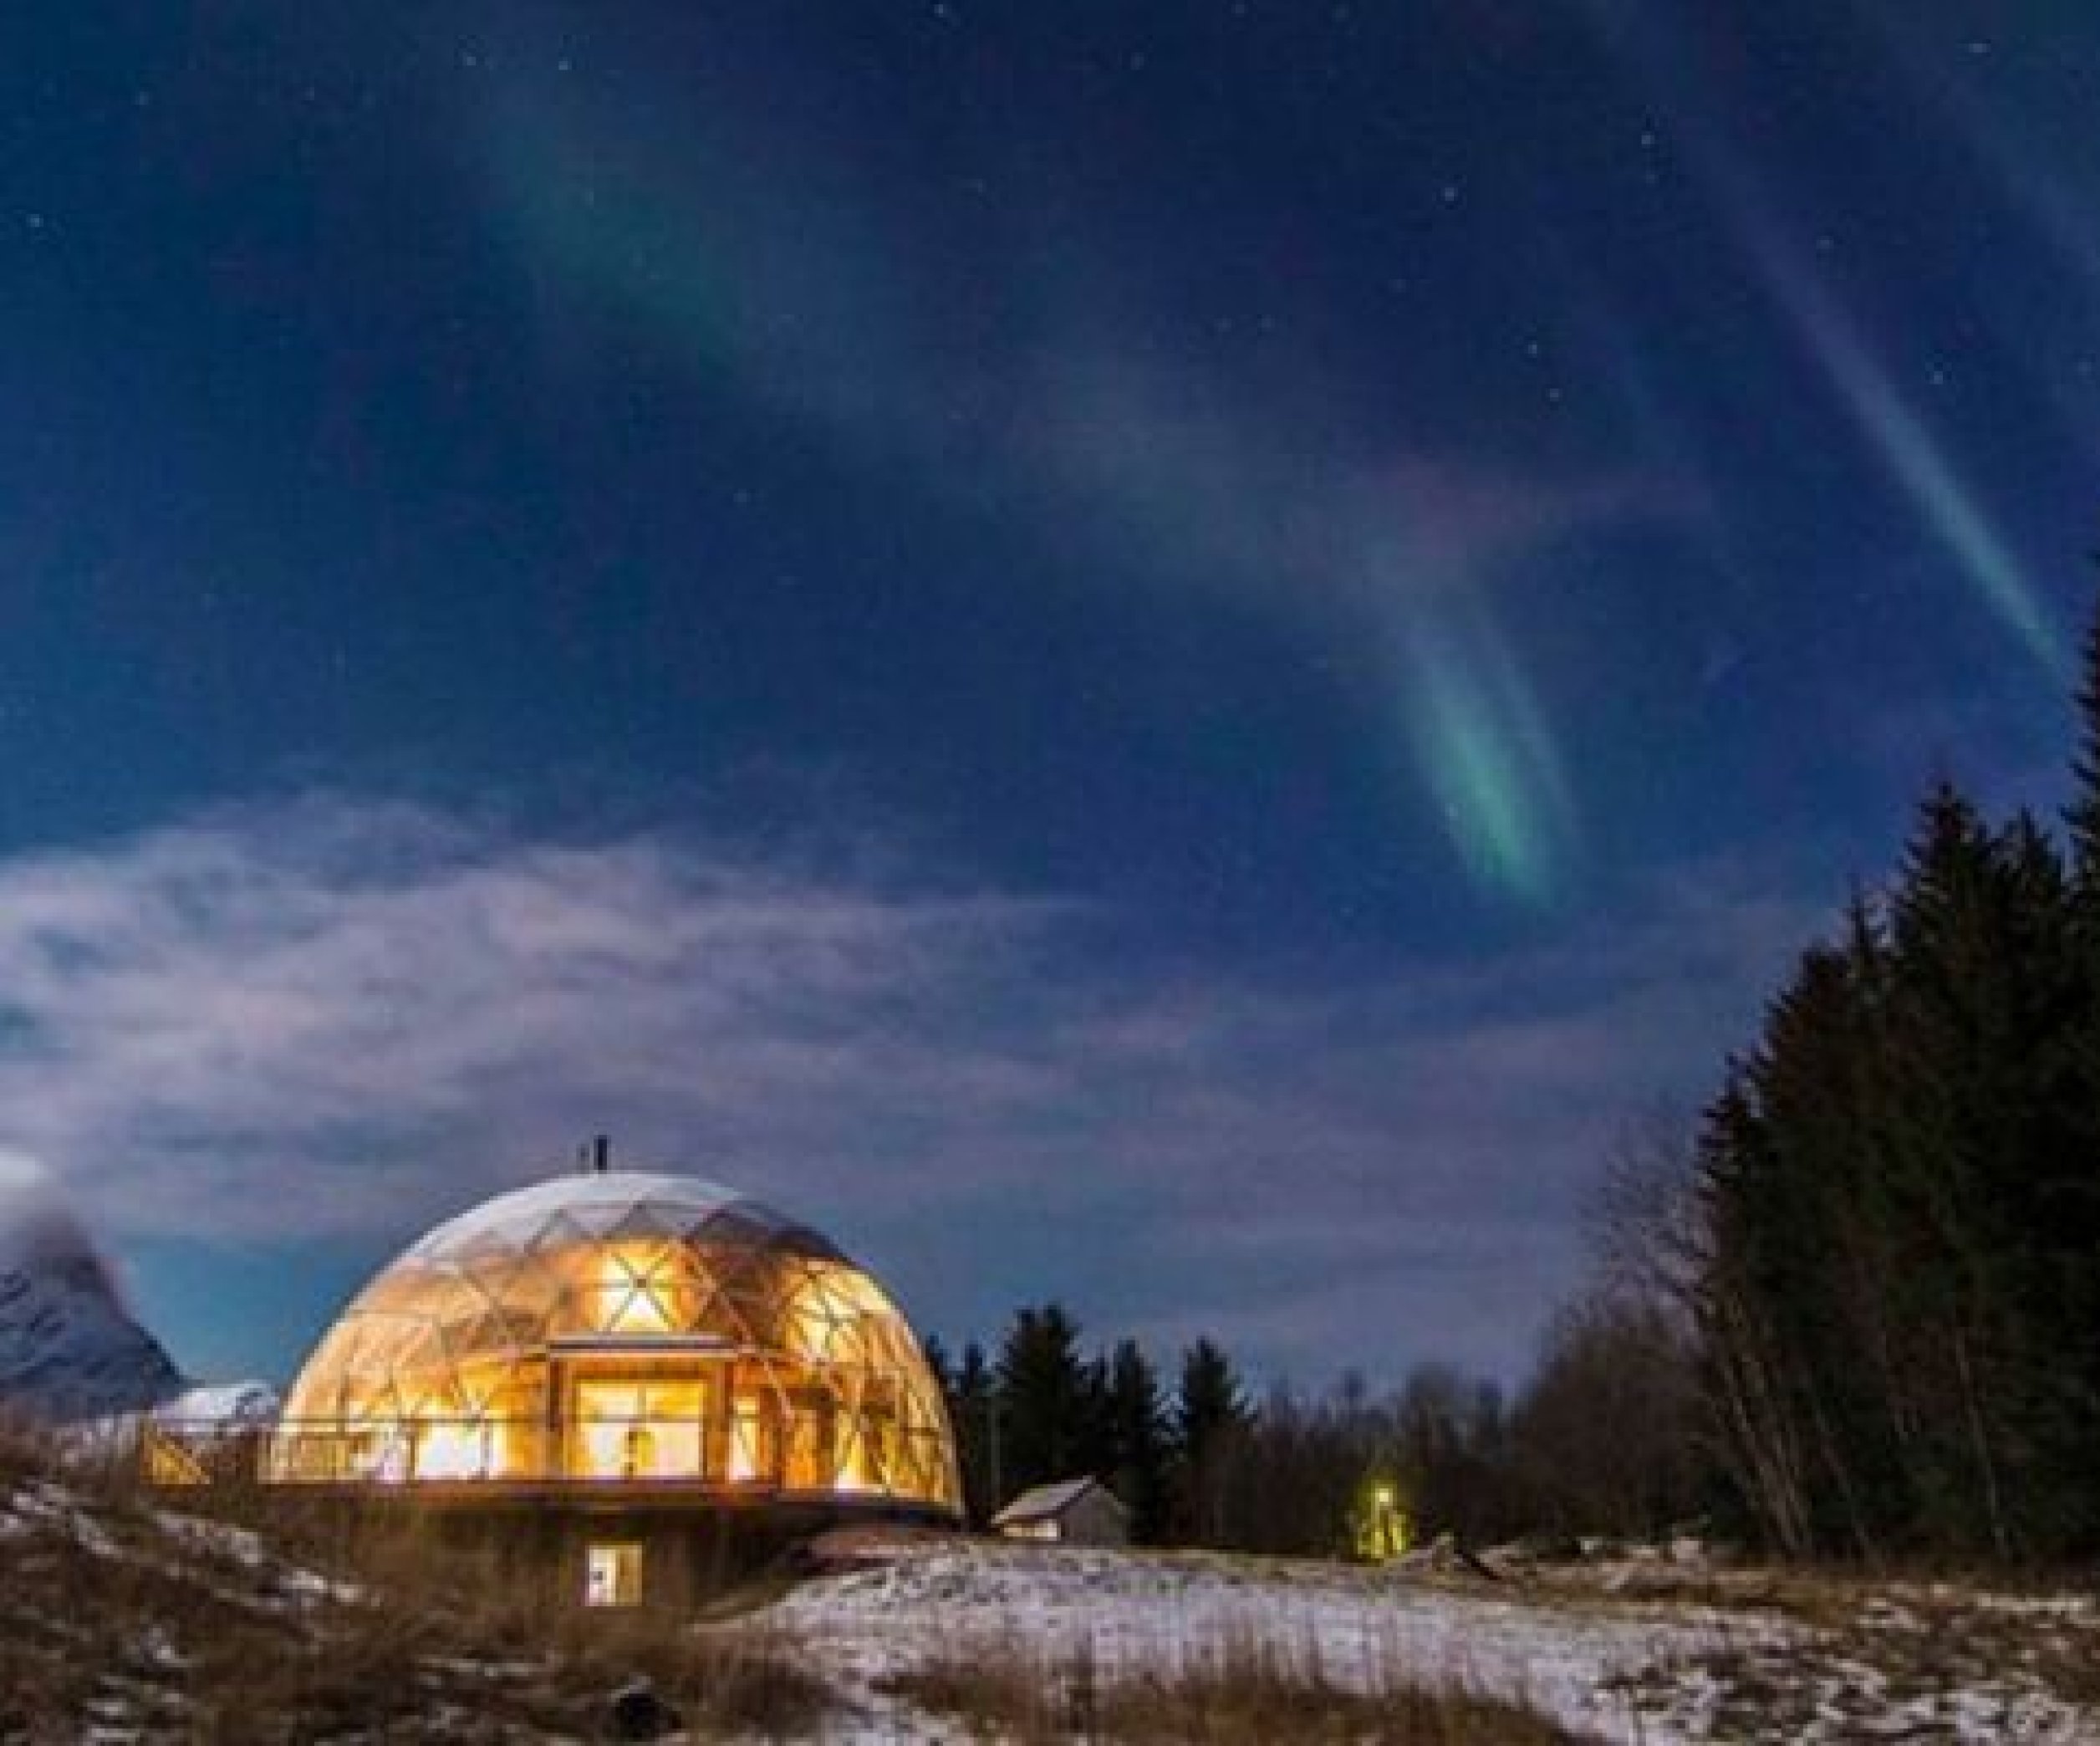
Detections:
877,1630,1583,1744
0,1427,833,1742
13,1430,2096,1741
1606,1571,2100,1740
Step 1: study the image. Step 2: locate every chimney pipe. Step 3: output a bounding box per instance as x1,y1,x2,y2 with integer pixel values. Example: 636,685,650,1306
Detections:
591,1133,609,1174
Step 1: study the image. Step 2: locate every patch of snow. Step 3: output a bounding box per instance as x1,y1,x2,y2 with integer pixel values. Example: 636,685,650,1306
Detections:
148,1506,364,1606
154,1379,281,1427
739,1541,1783,1744
6,1477,124,1557
731,1540,2100,1745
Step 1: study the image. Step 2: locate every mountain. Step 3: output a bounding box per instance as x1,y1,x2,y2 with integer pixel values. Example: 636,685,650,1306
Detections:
0,1151,186,1422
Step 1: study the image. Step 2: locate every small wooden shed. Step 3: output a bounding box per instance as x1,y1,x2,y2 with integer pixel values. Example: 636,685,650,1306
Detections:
991,1476,1129,1547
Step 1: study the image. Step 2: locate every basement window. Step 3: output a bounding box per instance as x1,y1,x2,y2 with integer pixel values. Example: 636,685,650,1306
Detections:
584,1541,644,1607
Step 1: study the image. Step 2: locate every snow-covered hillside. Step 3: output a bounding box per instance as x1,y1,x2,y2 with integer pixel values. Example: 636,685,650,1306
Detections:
739,1539,2100,1745
3,1432,2094,1743
0,1153,186,1422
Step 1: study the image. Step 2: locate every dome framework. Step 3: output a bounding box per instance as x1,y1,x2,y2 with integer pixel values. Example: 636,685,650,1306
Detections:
266,1172,960,1516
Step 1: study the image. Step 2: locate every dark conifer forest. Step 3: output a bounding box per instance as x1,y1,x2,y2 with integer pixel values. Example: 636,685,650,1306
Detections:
938,600,2100,1568
1689,616,2100,1564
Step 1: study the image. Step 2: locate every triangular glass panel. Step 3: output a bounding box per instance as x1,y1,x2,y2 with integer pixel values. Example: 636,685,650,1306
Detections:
526,1210,592,1253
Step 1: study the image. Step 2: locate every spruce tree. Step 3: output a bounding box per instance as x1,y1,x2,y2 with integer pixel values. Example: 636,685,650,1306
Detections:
2050,590,2100,1550
1882,785,2061,1556
948,1339,1000,1527
1697,738,2100,1560
1172,1336,1250,1546
1100,1339,1170,1544
2063,596,2100,891
994,1303,1089,1495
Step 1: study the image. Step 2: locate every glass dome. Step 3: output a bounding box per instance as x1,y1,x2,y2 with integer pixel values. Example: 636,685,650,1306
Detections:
268,1170,959,1514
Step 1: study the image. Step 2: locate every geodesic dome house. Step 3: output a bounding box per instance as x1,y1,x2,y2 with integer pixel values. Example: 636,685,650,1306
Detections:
264,1169,961,1531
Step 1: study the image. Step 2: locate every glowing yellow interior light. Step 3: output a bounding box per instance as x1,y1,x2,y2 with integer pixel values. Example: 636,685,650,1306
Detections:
371,1428,414,1483
144,1430,208,1488
833,1409,890,1493
570,1379,706,1479
584,1541,644,1607
415,1420,491,1480
595,1245,681,1335
259,1187,962,1512
727,1393,764,1483
784,1261,898,1361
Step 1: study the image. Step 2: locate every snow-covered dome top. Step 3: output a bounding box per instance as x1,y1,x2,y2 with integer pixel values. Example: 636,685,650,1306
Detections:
404,1170,833,1264
271,1165,959,1513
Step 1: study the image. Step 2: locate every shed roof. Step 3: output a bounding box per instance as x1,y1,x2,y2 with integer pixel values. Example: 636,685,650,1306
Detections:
991,1475,1126,1526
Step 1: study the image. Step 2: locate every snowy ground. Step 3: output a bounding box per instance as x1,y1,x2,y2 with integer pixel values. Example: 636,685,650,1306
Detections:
735,1539,2100,1743
8,1456,2096,1742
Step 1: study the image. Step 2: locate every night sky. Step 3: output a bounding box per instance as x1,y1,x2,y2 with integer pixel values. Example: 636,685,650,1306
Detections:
3,5,2096,1391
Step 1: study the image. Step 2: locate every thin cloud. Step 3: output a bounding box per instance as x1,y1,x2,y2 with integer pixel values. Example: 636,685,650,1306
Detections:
0,795,1817,1383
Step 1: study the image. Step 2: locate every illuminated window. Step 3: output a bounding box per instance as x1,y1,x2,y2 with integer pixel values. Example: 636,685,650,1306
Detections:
782,1391,832,1490
584,1542,644,1607
414,1419,492,1479
569,1378,706,1478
